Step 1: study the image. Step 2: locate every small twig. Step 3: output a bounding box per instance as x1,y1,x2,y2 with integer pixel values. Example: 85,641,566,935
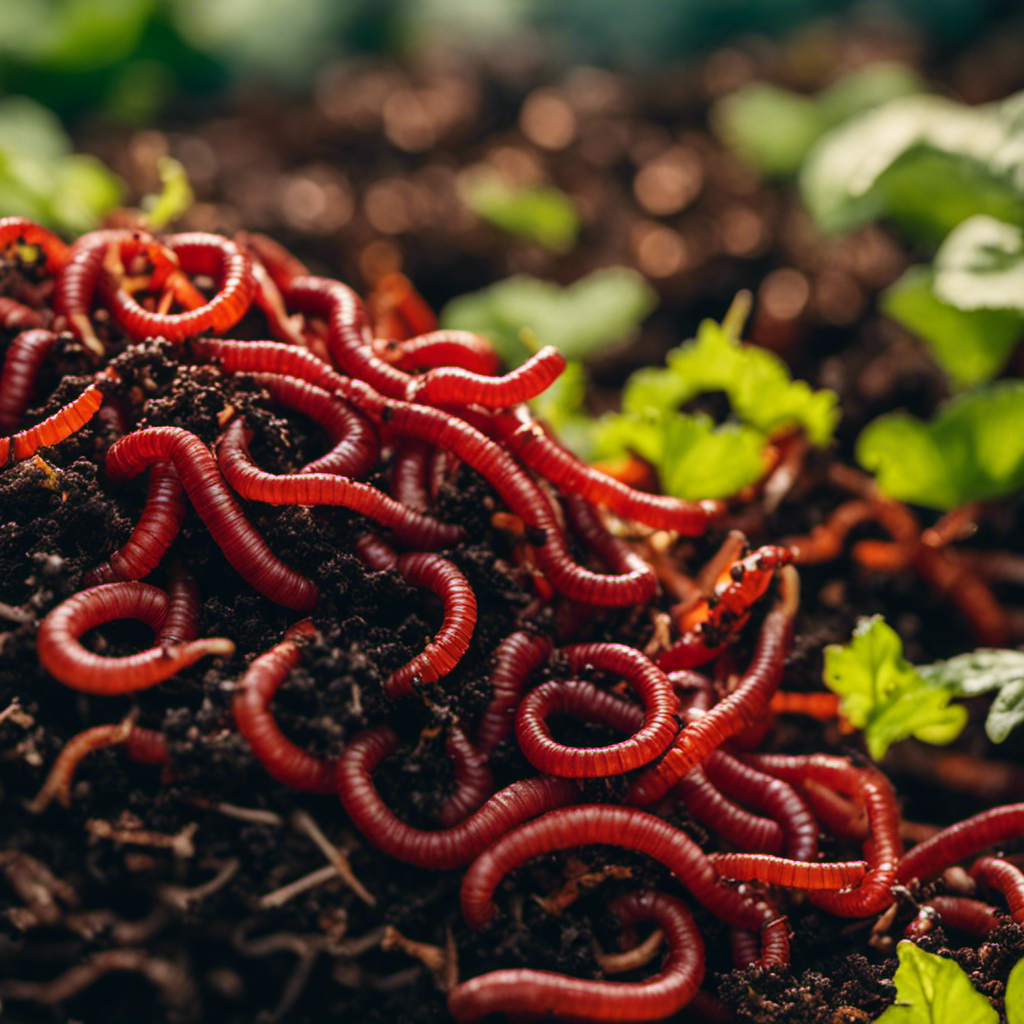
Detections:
290,810,375,906
533,859,634,916
0,602,34,625
184,794,284,827
0,698,34,727
382,925,458,993
86,818,198,858
160,858,240,912
258,864,339,910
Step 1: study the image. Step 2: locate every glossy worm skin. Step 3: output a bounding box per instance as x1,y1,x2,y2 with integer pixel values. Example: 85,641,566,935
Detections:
338,381,657,607
460,804,784,950
384,553,478,698
336,725,578,869
0,329,58,432
390,439,431,512
768,690,842,720
438,725,495,827
492,406,722,536
408,346,566,409
100,233,257,341
106,427,318,610
448,889,705,1024
0,217,69,274
703,750,818,861
896,804,1024,884
246,373,379,479
380,330,500,376
709,853,867,890
191,337,348,394
675,766,785,855
36,582,234,694
0,297,46,330
232,619,337,794
747,753,903,918
236,231,308,290
475,630,554,756
217,419,463,553
285,276,412,398
515,643,677,778
84,462,186,584
158,565,202,645
31,722,169,811
627,567,799,805
904,896,1001,939
969,857,1024,924
1,369,112,467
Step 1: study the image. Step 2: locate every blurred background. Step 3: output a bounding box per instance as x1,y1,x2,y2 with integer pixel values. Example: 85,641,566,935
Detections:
1,0,1023,409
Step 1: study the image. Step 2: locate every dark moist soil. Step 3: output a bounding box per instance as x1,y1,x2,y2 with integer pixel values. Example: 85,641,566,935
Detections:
3,20,1024,1024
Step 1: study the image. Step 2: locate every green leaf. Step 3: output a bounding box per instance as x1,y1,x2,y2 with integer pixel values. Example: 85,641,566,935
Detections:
713,64,921,178
1006,958,1024,1024
881,266,1022,390
932,215,1024,312
460,169,579,252
0,96,70,162
874,942,997,1024
440,268,656,367
856,381,1024,510
800,92,1024,241
142,156,194,230
824,617,967,761
919,649,1024,744
48,155,124,234
621,316,838,444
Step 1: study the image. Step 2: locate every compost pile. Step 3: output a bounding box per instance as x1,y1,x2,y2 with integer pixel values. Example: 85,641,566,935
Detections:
3,33,1024,1024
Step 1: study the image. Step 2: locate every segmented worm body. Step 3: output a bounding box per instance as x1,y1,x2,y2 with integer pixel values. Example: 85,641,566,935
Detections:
0,297,46,330
448,889,705,1023
36,582,234,694
0,329,58,432
969,857,1024,924
106,427,319,610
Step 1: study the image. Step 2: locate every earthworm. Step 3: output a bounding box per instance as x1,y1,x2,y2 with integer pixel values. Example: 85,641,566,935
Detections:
335,725,578,869
36,582,235,694
157,564,202,644
747,754,902,918
768,691,841,720
475,630,554,756
0,216,69,274
232,619,337,793
105,426,319,610
217,419,462,552
383,553,477,698
460,804,785,954
785,501,875,563
390,439,431,511
0,328,58,432
336,383,657,606
84,462,186,584
236,231,308,290
798,778,868,840
703,750,818,861
674,766,785,855
515,644,677,777
969,857,1024,924
447,889,704,1023
353,531,399,571
1,369,113,466
285,276,413,398
627,567,798,805
904,896,1001,939
0,297,46,330
380,330,500,376
191,337,348,394
562,494,658,599
438,725,495,827
249,257,307,346
490,407,722,535
710,853,868,890
896,804,1024,884
407,346,566,409
367,272,439,340
246,373,379,478
30,721,169,811
100,233,257,341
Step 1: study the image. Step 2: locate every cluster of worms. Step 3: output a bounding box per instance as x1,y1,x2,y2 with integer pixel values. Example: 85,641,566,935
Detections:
2,214,1023,1023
